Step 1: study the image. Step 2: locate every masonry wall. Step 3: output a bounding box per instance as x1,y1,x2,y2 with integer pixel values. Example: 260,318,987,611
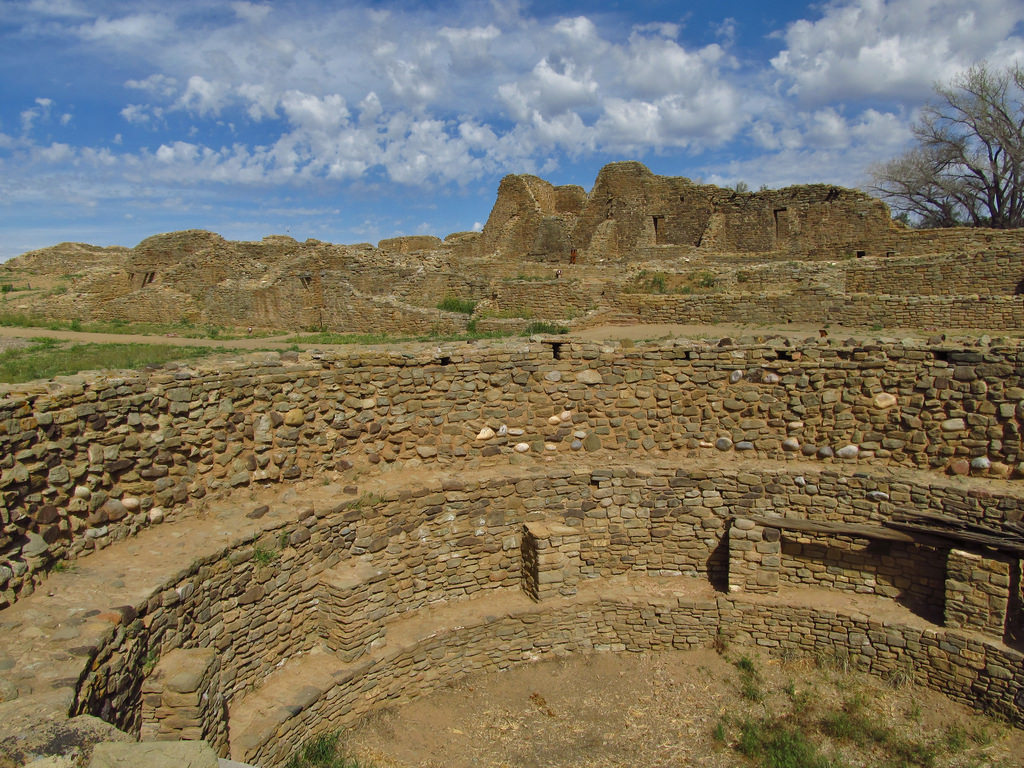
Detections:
66,463,1023,756
777,535,946,619
608,290,1024,328
844,252,1024,296
5,339,1024,606
67,480,1024,766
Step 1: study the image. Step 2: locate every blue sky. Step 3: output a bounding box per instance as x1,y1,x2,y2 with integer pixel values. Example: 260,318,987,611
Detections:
2,0,1023,260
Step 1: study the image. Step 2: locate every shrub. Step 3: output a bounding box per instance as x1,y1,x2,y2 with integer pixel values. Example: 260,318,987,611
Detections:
523,321,568,335
437,296,476,314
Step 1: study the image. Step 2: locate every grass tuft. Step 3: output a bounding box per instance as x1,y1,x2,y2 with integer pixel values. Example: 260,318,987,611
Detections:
436,296,477,314
0,340,217,383
285,732,368,768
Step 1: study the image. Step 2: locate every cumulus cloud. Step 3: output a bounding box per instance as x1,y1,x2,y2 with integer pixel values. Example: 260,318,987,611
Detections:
231,1,271,24
20,97,54,132
772,0,1024,103
76,13,168,43
178,76,232,117
5,0,1024,260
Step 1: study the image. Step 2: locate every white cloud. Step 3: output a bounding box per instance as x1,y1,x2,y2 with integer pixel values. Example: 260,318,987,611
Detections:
77,13,168,43
772,0,1024,103
120,104,150,124
178,76,232,117
20,97,54,132
280,92,350,132
125,74,178,97
231,2,271,24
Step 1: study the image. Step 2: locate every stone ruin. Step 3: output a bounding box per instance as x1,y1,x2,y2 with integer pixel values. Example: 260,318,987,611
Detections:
0,162,1023,766
0,334,1022,766
4,161,1024,336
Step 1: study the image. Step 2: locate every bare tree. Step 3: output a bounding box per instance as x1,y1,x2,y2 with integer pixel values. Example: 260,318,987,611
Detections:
871,62,1024,228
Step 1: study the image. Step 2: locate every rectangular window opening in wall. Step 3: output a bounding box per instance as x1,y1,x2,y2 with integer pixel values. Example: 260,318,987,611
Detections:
773,208,787,241
142,272,156,287
299,274,312,289
548,341,563,360
856,250,866,258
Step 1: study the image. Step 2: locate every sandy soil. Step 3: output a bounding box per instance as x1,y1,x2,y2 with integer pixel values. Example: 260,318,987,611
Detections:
346,647,1023,768
0,321,1013,354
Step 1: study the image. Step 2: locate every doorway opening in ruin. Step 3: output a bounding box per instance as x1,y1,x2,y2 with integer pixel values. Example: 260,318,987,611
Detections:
652,215,664,245
773,208,787,242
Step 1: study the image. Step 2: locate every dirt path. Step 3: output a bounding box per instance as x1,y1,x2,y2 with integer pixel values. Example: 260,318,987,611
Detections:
0,325,299,349
0,321,1009,353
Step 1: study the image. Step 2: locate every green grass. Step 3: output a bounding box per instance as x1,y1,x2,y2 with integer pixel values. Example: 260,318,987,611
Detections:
736,717,842,768
287,323,557,345
0,339,218,383
0,311,264,339
436,296,477,314
735,655,764,702
523,321,568,335
253,545,279,566
285,732,368,768
713,659,983,768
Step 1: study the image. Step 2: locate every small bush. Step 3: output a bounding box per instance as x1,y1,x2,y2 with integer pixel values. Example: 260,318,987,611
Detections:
285,732,367,768
437,296,477,314
697,272,717,289
253,545,279,566
523,321,568,335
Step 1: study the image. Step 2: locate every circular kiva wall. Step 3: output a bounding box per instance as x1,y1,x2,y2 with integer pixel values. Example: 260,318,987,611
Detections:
0,339,1022,766
65,462,1024,766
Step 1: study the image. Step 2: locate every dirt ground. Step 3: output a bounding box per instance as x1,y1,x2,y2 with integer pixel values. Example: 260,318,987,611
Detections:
345,648,1023,768
0,321,1014,354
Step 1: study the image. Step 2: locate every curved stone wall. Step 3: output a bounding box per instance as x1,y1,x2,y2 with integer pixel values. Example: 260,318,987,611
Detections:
53,462,1022,766
1,338,1023,766
5,338,1024,607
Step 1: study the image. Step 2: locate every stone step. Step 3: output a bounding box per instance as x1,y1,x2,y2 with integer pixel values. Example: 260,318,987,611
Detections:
226,586,537,763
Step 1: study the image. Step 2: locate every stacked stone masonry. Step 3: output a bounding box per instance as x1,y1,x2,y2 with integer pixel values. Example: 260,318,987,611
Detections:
140,648,227,755
40,460,1017,761
0,340,1023,767
945,549,1015,638
521,521,582,600
6,338,1024,604
317,561,388,660
7,162,1024,336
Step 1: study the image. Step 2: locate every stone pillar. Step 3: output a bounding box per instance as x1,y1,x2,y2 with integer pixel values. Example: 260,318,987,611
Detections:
140,647,227,756
521,521,581,601
944,549,1013,638
727,517,780,594
317,561,387,661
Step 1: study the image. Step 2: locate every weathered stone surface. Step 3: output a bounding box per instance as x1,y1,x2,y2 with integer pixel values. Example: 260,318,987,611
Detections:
88,741,218,768
872,392,897,409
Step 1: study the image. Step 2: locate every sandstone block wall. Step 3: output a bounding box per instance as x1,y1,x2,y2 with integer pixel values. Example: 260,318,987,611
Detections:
6,339,1024,606
608,290,1024,328
64,462,1023,758
521,521,582,600
778,534,945,619
945,549,1014,638
844,252,1024,296
727,518,780,593
140,648,226,754
317,561,388,660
